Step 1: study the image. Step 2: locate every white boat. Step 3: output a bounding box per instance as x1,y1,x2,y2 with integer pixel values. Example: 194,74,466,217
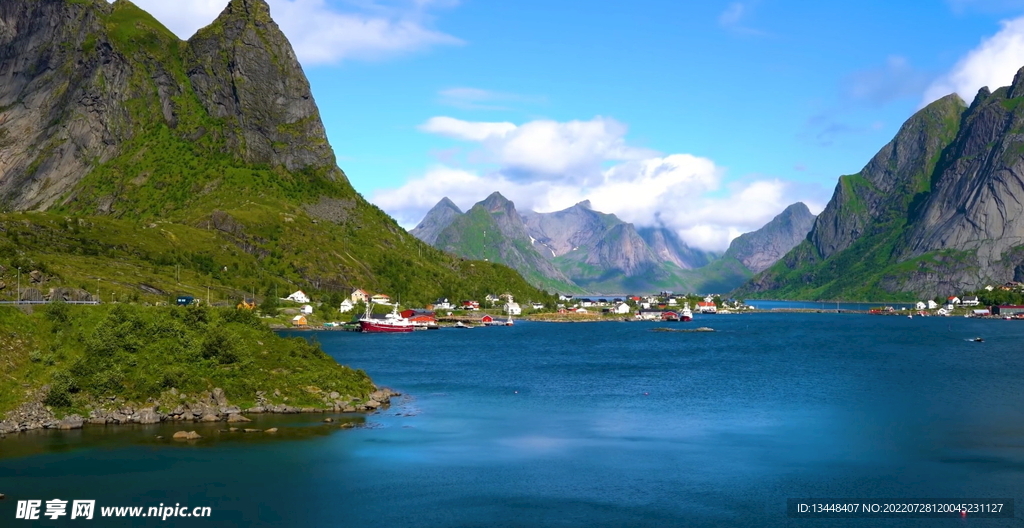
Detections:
680,302,693,322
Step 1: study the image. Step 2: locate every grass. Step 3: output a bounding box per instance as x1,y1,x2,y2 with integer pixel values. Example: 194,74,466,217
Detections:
0,304,374,420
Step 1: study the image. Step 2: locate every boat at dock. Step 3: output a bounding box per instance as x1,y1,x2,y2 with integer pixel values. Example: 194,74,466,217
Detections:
359,303,415,333
680,302,693,322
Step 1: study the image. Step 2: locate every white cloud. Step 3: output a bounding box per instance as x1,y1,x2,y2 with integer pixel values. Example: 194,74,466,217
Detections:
922,16,1024,106
419,116,517,141
375,117,816,251
420,116,657,181
114,0,461,65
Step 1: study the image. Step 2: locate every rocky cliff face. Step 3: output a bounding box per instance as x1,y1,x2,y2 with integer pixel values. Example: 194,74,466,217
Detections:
185,0,341,177
737,81,1024,299
903,72,1024,274
410,197,462,245
724,202,816,273
0,0,348,212
809,94,965,259
0,0,133,210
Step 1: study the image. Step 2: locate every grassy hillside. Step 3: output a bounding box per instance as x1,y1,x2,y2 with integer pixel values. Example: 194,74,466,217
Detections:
0,304,373,419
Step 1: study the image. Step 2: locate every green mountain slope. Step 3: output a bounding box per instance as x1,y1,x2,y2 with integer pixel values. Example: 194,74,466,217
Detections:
734,92,999,301
0,0,553,308
433,193,583,294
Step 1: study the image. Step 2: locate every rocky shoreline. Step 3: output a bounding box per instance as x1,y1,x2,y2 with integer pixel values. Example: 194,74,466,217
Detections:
0,386,399,438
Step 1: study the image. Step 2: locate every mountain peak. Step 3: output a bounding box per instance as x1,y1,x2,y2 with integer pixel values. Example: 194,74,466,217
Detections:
1009,65,1024,99
411,197,464,245
724,203,817,273
481,191,514,212
185,0,343,179
436,197,461,212
220,0,273,24
573,200,593,210
781,202,811,217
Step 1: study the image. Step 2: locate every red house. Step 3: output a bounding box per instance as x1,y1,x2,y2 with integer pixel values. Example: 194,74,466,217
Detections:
462,300,480,310
401,309,436,325
481,314,494,323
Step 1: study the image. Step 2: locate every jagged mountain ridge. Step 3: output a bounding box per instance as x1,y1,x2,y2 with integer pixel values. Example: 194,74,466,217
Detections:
0,0,554,308
736,80,1024,300
410,197,462,245
431,193,580,293
724,202,816,273
412,194,810,293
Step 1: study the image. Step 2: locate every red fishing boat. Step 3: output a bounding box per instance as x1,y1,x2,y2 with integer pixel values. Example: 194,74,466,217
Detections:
359,303,414,333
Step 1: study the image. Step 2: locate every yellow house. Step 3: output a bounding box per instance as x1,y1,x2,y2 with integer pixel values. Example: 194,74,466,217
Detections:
291,315,308,327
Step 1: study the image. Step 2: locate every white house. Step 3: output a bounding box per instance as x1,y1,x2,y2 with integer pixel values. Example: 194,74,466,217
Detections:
434,298,454,310
339,299,354,313
927,300,938,309
937,308,949,316
915,301,927,310
635,309,661,320
351,289,369,303
371,294,391,305
300,304,314,315
962,296,980,306
286,290,310,303
697,301,717,314
667,297,678,306
485,294,500,305
504,302,522,315
613,302,631,314
947,296,961,305
531,302,545,310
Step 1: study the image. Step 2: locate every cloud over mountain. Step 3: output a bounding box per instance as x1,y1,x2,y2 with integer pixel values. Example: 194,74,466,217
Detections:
923,15,1024,105
375,116,819,251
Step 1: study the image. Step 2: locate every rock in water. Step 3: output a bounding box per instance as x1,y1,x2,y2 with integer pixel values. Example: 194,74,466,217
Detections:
227,414,251,423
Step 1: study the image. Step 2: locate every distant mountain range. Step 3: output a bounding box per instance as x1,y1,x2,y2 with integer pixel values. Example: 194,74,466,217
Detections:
736,71,1024,300
411,192,816,294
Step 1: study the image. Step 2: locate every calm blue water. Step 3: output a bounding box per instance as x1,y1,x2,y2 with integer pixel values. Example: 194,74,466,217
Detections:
2,313,1024,527
746,300,919,311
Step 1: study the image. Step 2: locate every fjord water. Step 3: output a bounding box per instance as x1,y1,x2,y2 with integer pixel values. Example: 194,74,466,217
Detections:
3,313,1024,527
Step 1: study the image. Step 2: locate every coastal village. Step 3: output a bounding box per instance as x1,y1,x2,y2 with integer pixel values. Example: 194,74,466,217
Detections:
266,280,1024,331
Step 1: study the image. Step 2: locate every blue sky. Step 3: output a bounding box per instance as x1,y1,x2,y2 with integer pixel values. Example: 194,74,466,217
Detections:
130,0,1024,249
